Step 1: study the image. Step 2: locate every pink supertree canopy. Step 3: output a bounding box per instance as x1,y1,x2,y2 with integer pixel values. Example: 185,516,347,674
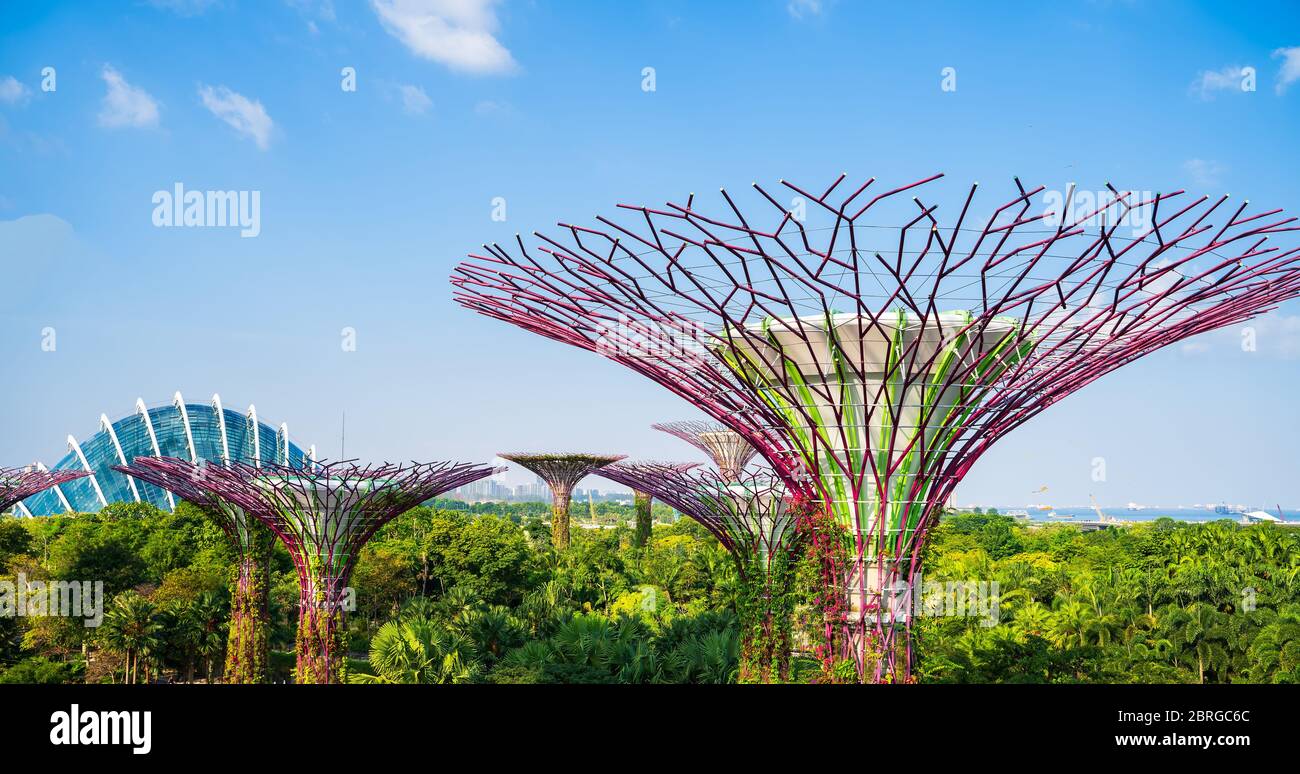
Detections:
599,462,795,568
452,173,1300,681
0,467,87,513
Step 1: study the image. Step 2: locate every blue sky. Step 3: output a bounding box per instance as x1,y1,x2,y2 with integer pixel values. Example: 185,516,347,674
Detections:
1,0,1298,506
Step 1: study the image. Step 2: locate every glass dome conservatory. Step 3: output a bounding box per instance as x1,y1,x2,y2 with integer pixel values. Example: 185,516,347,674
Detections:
17,392,312,516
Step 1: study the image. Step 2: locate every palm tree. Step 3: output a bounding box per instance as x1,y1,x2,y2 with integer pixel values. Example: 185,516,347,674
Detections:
352,617,480,684
1167,602,1227,684
99,592,162,684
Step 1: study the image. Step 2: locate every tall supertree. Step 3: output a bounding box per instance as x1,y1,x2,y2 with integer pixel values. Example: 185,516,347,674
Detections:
113,457,276,683
600,462,800,681
453,174,1300,682
653,420,758,482
500,453,624,549
164,458,497,684
0,467,87,513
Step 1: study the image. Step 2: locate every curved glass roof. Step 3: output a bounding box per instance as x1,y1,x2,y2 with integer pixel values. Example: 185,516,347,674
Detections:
19,393,311,516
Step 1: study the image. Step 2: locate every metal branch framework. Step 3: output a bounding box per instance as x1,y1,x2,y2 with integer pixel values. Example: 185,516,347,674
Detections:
158,457,497,683
599,462,795,569
500,453,625,549
452,173,1300,682
0,468,87,513
113,457,277,682
653,420,759,482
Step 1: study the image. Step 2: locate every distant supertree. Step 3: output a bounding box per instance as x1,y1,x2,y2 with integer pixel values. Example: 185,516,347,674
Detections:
653,421,758,482
600,462,801,681
627,461,697,547
500,453,625,549
0,467,87,513
453,174,1300,682
177,458,497,683
113,457,276,683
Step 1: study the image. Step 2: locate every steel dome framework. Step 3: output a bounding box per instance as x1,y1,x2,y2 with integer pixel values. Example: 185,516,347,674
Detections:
453,173,1300,682
19,391,313,516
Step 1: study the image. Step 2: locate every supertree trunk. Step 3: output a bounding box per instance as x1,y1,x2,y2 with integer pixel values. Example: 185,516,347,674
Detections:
223,525,274,684
225,557,270,683
632,490,652,548
551,487,573,550
295,572,349,685
735,553,796,684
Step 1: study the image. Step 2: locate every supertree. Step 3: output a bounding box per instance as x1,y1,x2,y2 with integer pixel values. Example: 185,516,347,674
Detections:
626,461,697,547
600,462,801,681
500,453,624,549
452,174,1300,682
112,457,276,683
0,467,87,513
653,420,759,482
159,457,497,684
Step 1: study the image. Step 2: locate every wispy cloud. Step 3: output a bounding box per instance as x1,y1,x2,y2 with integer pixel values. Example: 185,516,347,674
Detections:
371,0,517,75
0,75,30,106
198,85,274,150
397,84,432,114
787,0,824,20
1273,47,1300,95
1180,313,1300,360
1190,64,1253,99
1183,158,1226,188
287,0,336,33
98,66,160,129
473,99,509,116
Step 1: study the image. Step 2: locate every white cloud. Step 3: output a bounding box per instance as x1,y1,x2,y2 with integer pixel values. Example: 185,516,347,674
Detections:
787,0,823,19
371,0,517,75
1273,47,1300,95
97,66,160,129
1190,64,1253,99
1183,158,1226,189
198,85,274,150
0,76,30,106
398,84,432,114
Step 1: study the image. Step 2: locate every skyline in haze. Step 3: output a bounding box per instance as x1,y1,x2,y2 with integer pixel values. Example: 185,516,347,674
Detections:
2,1,1298,507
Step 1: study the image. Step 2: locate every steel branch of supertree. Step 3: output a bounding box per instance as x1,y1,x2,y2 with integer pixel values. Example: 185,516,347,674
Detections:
452,173,1300,681
0,468,88,513
599,462,795,569
113,457,263,555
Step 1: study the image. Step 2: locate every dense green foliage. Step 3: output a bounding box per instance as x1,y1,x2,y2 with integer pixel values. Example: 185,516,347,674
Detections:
915,513,1300,684
1,502,1296,683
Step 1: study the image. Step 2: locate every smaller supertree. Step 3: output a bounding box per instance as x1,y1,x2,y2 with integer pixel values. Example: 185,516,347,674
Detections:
177,458,498,684
500,453,625,549
598,462,801,682
628,462,698,547
652,421,759,483
0,467,87,513
113,457,276,683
